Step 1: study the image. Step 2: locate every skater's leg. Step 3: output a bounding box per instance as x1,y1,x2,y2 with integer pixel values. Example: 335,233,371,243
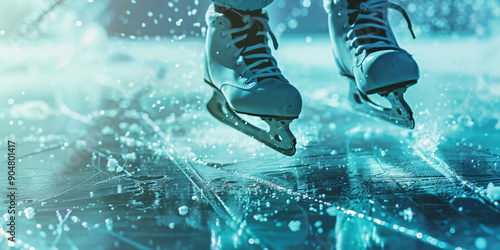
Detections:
324,0,419,128
210,0,274,11
204,0,301,155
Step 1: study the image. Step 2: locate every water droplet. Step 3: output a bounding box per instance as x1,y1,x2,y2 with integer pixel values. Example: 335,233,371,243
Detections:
288,220,301,232
24,207,35,219
105,218,113,231
178,205,189,216
475,237,487,249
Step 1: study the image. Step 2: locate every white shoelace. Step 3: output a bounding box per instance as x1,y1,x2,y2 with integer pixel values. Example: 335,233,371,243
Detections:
346,0,416,56
223,12,282,83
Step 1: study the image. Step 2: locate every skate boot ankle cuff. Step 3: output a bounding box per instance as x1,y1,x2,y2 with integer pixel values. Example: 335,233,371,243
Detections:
214,4,227,13
213,4,265,29
214,4,263,16
347,0,365,9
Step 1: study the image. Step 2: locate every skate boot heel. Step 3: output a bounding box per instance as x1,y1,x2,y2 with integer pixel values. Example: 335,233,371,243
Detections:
205,79,297,156
347,78,414,129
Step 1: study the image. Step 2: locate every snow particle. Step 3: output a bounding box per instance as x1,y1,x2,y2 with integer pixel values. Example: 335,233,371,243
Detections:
76,20,82,27
288,220,301,232
24,207,36,219
107,157,119,172
288,19,298,29
178,205,189,216
8,98,14,105
105,219,113,231
475,237,487,249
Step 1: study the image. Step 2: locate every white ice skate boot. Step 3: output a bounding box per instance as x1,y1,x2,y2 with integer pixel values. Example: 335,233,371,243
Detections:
204,5,302,156
325,0,419,129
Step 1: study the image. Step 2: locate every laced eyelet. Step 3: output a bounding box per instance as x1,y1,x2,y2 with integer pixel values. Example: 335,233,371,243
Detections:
216,10,282,83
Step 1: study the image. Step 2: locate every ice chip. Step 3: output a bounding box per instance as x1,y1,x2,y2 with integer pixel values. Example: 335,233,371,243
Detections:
123,152,136,161
326,206,338,216
178,205,189,216
403,207,413,222
288,220,301,232
105,218,113,231
24,207,35,219
107,157,119,172
485,183,500,201
116,166,124,173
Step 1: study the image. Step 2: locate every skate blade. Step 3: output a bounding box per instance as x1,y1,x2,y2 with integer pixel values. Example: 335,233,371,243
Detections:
347,78,415,129
205,80,297,156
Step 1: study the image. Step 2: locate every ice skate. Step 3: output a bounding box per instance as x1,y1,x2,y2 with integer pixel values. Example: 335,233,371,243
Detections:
204,5,302,156
325,0,419,129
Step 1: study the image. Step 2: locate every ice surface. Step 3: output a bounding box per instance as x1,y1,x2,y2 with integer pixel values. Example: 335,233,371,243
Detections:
2,35,499,249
